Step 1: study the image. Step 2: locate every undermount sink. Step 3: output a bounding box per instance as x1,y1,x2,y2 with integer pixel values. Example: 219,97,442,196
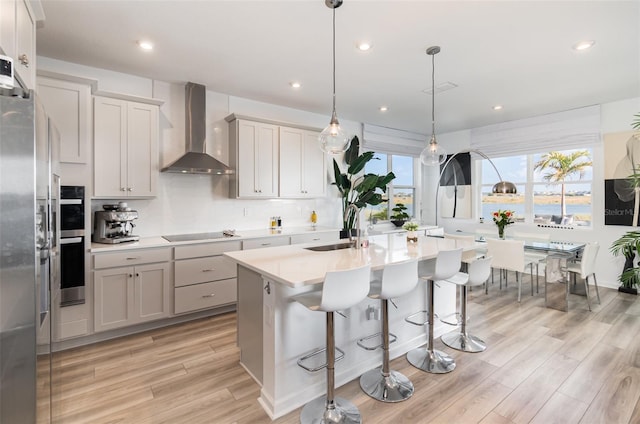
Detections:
304,242,355,252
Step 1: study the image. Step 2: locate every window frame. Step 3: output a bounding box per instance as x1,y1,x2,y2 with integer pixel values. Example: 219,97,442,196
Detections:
479,149,593,227
364,153,419,222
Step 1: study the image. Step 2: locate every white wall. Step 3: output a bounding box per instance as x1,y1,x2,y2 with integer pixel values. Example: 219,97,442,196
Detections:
37,57,365,236
426,96,640,289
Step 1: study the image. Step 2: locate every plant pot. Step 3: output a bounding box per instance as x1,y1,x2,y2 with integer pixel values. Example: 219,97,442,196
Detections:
339,229,359,239
618,286,638,295
391,220,405,228
406,230,418,243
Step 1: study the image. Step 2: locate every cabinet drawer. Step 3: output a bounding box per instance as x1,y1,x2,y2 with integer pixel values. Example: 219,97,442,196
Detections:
242,236,290,250
174,240,242,260
174,278,237,314
175,256,236,287
290,231,339,245
93,248,171,269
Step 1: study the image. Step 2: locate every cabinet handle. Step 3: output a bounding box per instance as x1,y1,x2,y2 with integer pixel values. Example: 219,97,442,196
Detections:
201,293,216,298
129,274,133,278
120,187,126,191
136,273,139,277
312,238,320,241
202,268,215,272
127,188,133,192
126,257,139,260
261,243,271,246
19,54,29,67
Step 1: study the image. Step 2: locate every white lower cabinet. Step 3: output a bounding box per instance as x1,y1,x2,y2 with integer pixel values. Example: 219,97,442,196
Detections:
93,249,171,332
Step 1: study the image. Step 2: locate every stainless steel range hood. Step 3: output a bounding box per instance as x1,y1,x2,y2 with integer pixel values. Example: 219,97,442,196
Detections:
161,82,234,175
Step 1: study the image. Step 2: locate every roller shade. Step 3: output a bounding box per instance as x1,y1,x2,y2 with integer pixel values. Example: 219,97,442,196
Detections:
470,105,601,158
362,124,426,157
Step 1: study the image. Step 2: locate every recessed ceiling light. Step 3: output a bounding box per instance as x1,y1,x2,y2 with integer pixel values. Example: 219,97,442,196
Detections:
290,81,301,89
493,105,503,111
138,40,154,51
572,40,595,51
379,106,388,112
356,42,372,51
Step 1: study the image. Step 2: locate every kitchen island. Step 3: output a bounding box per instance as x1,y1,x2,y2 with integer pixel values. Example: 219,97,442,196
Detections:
224,233,478,419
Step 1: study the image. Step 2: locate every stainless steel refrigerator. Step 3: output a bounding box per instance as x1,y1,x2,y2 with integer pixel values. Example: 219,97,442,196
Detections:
0,87,60,423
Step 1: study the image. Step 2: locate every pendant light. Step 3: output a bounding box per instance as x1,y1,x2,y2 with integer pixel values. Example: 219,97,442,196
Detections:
420,46,447,166
319,0,349,155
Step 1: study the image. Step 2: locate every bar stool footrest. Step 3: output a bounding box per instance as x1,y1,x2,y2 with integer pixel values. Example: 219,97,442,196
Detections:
440,311,462,326
297,346,345,372
356,332,397,351
405,310,437,326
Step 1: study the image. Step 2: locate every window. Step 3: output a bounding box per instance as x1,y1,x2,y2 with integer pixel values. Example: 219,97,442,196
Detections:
364,153,416,221
481,149,593,227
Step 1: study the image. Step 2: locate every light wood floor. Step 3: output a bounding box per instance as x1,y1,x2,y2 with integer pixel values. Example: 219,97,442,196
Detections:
51,275,640,424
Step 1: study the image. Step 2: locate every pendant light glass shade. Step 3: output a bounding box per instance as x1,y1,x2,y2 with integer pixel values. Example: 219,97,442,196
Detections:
420,46,446,166
319,0,349,155
420,135,447,166
320,110,349,154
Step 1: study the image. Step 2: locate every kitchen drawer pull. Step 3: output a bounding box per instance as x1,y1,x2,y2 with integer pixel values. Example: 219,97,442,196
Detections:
201,293,216,298
261,243,271,246
201,268,215,272
126,257,140,260
312,238,321,241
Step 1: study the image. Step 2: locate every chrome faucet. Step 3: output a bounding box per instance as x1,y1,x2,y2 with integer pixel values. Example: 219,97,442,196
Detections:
344,203,361,249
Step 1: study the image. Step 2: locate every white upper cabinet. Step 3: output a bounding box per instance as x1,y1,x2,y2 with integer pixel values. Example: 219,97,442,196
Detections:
37,76,92,164
230,119,279,198
94,96,159,198
0,0,35,90
279,126,326,198
228,115,327,199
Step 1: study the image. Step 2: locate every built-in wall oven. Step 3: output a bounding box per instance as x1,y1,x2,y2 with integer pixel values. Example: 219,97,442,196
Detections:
60,185,85,306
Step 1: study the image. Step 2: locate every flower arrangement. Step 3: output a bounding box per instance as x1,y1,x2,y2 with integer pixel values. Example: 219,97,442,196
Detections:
492,209,514,238
403,222,419,232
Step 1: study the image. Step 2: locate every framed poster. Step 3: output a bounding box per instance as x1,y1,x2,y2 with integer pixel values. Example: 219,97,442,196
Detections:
604,131,640,226
439,152,472,219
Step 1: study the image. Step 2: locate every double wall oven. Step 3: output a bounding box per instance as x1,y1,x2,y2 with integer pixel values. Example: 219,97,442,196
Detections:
60,185,86,306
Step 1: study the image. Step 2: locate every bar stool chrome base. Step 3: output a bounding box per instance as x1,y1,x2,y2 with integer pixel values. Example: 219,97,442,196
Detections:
300,396,361,424
441,332,486,353
407,347,456,374
359,368,414,402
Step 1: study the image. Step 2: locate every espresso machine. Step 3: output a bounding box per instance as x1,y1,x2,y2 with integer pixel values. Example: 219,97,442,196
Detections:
93,203,140,244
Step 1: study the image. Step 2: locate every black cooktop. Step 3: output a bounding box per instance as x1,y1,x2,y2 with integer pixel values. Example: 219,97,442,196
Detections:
162,231,237,242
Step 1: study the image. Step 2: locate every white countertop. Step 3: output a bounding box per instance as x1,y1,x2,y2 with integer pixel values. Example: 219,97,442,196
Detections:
90,226,337,253
224,233,479,288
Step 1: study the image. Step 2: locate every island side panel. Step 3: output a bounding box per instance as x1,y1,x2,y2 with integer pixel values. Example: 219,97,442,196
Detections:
237,265,264,383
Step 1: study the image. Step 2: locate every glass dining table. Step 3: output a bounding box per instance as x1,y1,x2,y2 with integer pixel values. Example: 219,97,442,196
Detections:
434,232,586,311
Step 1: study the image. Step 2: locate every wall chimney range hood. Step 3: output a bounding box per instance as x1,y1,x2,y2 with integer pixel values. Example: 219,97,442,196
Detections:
161,82,234,175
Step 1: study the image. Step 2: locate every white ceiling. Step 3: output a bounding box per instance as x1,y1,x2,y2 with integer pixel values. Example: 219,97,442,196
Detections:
36,1,640,135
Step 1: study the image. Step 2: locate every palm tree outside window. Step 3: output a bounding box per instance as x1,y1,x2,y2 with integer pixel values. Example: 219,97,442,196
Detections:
481,149,593,226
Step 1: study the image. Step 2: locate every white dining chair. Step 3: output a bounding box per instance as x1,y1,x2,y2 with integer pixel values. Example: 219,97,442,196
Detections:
566,242,601,311
512,230,551,293
486,239,536,302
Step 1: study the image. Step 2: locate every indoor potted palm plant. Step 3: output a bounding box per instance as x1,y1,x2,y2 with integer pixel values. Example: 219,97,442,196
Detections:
332,136,395,238
611,230,640,294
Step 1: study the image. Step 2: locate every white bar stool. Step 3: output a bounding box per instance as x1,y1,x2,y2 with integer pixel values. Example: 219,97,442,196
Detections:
406,248,462,374
293,264,371,424
359,259,419,402
441,256,492,352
